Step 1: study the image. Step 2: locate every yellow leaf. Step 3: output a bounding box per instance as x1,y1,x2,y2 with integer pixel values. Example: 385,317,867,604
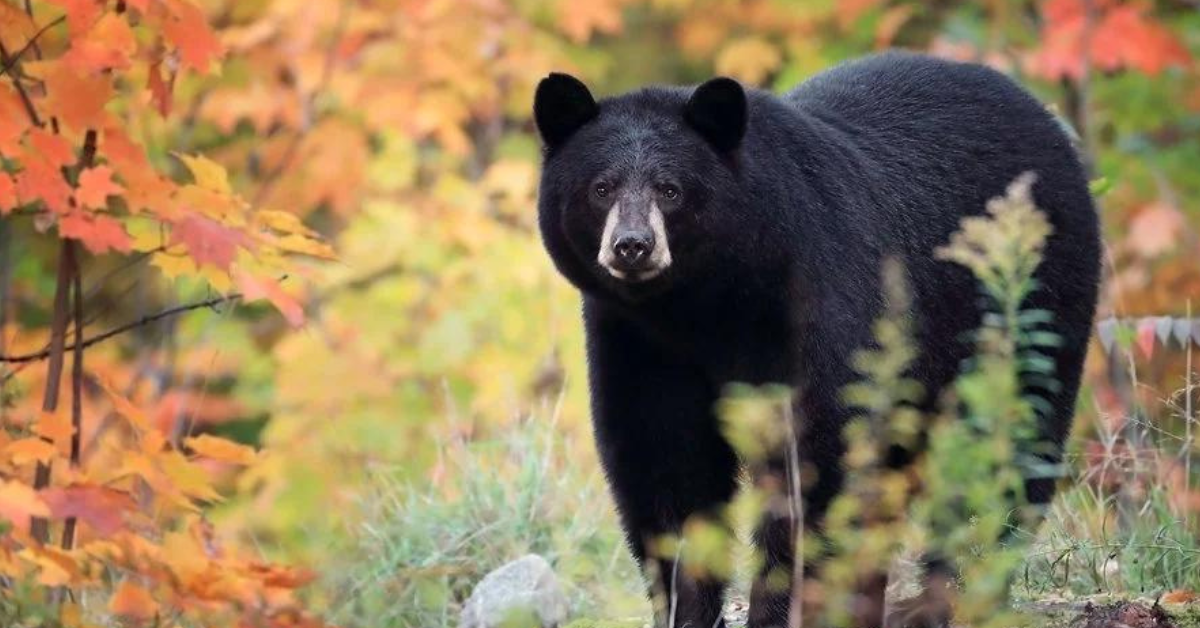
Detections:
256,209,317,237
276,233,337,260
198,266,233,293
482,159,537,201
3,438,58,465
715,37,782,85
0,3,36,52
175,153,232,194
184,434,258,465
109,580,159,620
151,251,198,281
557,0,626,43
158,450,224,503
60,600,83,628
95,376,151,433
19,545,79,587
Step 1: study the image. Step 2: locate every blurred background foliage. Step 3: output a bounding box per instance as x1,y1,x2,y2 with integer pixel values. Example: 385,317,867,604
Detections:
3,0,1200,625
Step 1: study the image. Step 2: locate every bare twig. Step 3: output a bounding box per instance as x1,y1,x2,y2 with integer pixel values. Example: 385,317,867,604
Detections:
0,219,10,420
0,16,65,78
30,241,76,543
0,39,43,127
60,263,83,552
0,293,244,364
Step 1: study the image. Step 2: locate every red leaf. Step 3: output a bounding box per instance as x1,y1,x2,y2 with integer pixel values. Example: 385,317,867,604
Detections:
170,215,250,270
0,173,16,215
59,211,133,254
147,59,175,117
1094,6,1190,75
1033,0,1190,80
16,154,72,214
75,165,123,210
1136,317,1157,359
40,485,137,536
236,271,305,327
28,128,75,169
160,0,222,73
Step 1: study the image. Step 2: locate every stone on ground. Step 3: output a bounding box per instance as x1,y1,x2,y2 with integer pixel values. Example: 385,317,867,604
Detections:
461,554,569,628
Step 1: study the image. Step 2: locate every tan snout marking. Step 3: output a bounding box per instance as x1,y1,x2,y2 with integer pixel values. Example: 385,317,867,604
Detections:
597,201,624,277
596,201,673,281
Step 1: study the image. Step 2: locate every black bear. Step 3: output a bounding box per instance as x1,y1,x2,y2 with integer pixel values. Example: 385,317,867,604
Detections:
533,51,1100,628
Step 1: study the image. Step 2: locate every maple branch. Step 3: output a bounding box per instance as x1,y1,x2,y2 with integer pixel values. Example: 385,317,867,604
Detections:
0,294,244,364
0,40,43,127
30,241,76,543
60,262,83,552
0,16,65,78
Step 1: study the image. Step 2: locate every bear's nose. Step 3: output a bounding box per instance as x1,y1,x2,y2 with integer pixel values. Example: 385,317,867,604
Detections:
613,232,654,268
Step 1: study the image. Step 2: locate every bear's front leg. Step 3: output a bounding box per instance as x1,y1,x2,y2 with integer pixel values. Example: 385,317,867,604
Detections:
584,301,739,628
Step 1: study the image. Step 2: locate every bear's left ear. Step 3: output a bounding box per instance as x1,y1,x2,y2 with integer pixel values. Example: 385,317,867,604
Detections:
534,73,598,150
684,77,747,153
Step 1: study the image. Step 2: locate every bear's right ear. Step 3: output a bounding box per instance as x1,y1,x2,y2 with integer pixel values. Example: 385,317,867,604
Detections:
534,73,598,150
684,77,747,153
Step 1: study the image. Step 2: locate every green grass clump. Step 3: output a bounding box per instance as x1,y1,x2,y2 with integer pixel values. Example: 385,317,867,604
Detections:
324,409,645,627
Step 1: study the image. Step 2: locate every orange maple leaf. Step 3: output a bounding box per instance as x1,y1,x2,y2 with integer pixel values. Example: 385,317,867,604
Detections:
64,12,137,73
3,438,58,465
76,165,124,210
170,215,251,270
103,126,177,215
34,410,75,450
160,0,223,73
0,85,27,156
47,0,102,36
16,153,72,214
109,580,159,620
59,211,133,255
29,59,114,131
0,480,51,532
556,0,625,43
28,128,75,170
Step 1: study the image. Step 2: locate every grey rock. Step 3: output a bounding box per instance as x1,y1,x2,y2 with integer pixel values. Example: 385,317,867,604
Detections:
461,554,568,628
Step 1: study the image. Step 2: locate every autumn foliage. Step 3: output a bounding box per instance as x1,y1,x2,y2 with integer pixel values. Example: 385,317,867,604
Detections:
1,0,329,625
0,0,1197,626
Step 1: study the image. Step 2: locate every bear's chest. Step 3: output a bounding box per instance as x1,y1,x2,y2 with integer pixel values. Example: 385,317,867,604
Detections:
632,296,799,387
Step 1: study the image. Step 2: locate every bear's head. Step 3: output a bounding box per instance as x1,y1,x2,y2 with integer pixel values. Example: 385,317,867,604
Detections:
533,73,749,302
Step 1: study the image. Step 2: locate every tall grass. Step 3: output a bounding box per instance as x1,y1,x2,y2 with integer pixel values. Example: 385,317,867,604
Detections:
324,401,645,628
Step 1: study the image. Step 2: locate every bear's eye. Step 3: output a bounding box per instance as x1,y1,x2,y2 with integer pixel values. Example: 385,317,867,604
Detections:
594,182,610,198
660,185,680,201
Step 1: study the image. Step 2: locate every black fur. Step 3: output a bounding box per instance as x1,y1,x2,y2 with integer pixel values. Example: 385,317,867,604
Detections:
533,51,1101,628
